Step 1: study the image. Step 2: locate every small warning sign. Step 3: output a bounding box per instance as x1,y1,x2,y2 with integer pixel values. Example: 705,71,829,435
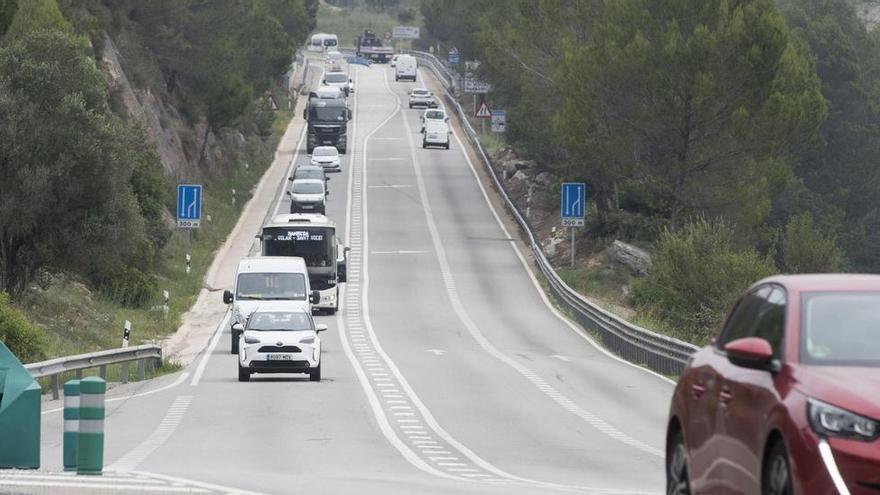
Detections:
475,101,491,119
266,93,279,111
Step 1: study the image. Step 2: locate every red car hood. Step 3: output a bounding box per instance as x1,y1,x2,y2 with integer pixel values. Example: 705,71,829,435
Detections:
794,365,880,419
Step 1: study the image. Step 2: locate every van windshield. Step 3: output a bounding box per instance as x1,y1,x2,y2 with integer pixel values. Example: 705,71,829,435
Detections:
292,182,323,194
325,73,347,83
236,273,306,301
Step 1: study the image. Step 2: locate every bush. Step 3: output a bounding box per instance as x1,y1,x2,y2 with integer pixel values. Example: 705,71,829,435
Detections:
631,218,778,344
90,263,158,308
0,292,47,363
782,212,844,273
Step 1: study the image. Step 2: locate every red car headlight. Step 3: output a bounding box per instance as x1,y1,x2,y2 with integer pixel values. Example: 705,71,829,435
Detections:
808,398,879,441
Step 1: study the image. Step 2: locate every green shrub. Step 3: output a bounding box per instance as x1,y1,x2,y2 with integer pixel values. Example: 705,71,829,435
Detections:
90,263,158,308
631,218,778,344
782,212,844,273
0,292,47,363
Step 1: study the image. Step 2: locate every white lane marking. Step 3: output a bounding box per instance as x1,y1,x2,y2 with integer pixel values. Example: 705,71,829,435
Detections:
367,158,405,161
334,66,459,482
0,480,208,493
441,75,677,388
370,250,430,255
551,355,571,362
107,396,193,472
190,310,231,386
0,474,164,484
367,68,657,494
425,349,446,356
129,471,266,495
405,69,663,458
42,372,191,415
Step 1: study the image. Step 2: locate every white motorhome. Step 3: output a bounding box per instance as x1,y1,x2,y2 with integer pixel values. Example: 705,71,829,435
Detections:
308,33,338,52
259,214,348,315
223,257,319,354
395,54,417,82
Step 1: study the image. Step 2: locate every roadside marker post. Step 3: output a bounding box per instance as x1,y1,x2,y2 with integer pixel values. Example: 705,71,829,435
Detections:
162,290,170,320
76,377,106,475
63,379,80,471
121,321,131,384
561,183,586,267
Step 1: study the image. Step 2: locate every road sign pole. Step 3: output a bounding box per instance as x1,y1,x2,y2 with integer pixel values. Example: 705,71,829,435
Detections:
571,227,576,267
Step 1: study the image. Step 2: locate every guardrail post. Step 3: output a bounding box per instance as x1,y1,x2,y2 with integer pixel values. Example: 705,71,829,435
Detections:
75,369,82,380
63,379,80,471
121,362,129,384
77,377,105,475
51,374,59,400
138,359,145,381
98,365,106,379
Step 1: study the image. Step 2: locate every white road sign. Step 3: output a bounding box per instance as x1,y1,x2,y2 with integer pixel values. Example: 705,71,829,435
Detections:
491,109,506,132
464,76,490,93
392,26,420,39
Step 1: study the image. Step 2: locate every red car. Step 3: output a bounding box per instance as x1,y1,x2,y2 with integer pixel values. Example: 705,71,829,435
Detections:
666,274,880,494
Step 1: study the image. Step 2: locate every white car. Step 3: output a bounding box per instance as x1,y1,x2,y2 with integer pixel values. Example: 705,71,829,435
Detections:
422,120,451,150
223,257,319,354
323,70,353,96
288,178,327,214
237,309,327,382
420,108,448,133
408,88,438,109
310,146,341,172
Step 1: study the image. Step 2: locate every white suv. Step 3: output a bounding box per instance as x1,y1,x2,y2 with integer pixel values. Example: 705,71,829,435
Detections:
237,308,327,382
408,88,437,109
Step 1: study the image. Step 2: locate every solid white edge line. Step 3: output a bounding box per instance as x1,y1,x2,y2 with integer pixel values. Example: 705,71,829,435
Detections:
42,372,191,415
190,310,231,386
817,438,852,495
426,65,677,387
337,64,460,482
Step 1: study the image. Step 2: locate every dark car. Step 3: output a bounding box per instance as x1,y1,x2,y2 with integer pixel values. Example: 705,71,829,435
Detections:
290,165,328,184
667,274,880,495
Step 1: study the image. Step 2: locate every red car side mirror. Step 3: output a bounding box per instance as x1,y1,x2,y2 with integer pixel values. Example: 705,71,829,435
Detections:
724,337,777,371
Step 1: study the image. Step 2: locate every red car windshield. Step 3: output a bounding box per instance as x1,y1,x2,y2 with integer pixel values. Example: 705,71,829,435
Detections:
801,291,880,367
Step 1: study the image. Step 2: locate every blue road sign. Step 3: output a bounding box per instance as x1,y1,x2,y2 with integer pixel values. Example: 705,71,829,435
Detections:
177,184,202,229
448,52,460,65
561,183,586,227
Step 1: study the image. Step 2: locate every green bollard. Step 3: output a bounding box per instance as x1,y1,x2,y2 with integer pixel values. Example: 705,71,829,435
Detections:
76,376,105,475
63,379,80,471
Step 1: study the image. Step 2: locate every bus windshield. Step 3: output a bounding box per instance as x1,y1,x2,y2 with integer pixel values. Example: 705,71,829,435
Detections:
325,73,347,83
262,227,334,268
235,273,306,301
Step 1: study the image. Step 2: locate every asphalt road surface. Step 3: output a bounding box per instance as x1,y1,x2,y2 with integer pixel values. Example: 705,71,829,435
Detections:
28,60,674,495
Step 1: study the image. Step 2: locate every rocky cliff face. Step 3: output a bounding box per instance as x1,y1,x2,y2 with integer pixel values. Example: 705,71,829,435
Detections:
856,1,880,29
99,33,242,180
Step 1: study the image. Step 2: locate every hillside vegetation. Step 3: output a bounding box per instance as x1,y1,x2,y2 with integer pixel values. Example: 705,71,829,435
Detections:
0,0,316,361
420,0,880,344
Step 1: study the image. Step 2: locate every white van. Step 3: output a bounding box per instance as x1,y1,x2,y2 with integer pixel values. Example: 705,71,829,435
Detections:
223,257,320,354
308,33,338,52
422,120,451,149
395,54,417,82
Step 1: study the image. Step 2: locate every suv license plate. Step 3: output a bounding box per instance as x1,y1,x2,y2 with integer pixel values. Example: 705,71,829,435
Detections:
266,354,293,361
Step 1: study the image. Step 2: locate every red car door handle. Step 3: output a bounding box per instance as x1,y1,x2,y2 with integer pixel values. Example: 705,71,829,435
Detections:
691,383,706,398
720,387,733,404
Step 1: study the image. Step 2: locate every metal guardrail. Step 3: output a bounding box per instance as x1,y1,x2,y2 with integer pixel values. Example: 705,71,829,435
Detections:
408,50,700,376
26,344,162,399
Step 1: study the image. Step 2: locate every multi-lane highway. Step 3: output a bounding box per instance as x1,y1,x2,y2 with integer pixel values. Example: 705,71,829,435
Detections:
25,58,674,494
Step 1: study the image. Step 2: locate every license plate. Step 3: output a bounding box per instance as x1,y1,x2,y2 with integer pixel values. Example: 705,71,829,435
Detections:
266,354,293,361
301,205,314,209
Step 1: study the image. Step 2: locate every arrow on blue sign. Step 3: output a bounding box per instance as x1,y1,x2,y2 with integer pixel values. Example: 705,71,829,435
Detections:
561,182,586,226
177,184,202,228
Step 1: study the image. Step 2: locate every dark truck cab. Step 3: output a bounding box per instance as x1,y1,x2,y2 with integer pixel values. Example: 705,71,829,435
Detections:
304,97,351,154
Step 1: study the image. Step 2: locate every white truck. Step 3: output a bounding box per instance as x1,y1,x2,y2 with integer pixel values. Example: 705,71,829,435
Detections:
223,257,320,354
394,54,417,82
259,214,348,315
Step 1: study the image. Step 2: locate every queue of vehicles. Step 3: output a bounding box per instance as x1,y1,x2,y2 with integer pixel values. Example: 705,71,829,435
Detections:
224,39,355,382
